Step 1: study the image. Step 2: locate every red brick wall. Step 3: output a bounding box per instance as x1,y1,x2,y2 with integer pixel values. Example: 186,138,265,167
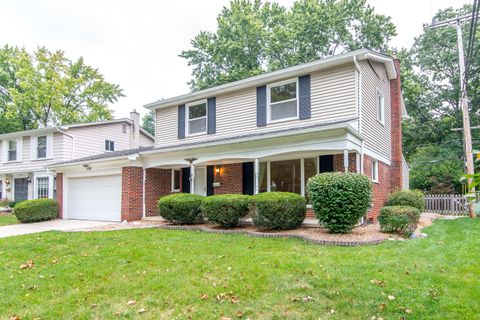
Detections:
213,163,243,195
363,155,391,221
145,168,172,217
56,173,63,219
390,58,403,191
121,167,144,221
333,152,357,172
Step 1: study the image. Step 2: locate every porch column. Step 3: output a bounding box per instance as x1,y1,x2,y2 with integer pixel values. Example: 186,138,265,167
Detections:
343,150,349,172
254,158,259,194
189,164,195,194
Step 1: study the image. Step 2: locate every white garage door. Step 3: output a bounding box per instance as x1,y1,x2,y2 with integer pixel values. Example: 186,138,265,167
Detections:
66,174,122,222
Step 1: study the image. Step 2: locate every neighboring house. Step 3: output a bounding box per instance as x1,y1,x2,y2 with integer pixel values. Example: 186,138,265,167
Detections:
49,49,408,223
0,111,154,202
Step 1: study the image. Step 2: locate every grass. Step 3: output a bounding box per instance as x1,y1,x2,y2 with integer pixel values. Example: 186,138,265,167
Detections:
0,218,479,319
0,215,17,226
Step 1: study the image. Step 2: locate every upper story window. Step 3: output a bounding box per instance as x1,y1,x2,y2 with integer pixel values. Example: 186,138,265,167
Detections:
187,100,207,135
105,140,115,152
377,90,385,124
268,79,298,123
37,136,47,159
8,140,17,161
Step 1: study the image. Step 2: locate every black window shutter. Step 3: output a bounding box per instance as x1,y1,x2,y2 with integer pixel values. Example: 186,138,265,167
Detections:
256,85,267,127
319,155,334,173
299,75,311,120
207,97,216,134
181,167,190,193
206,166,214,196
242,162,254,195
178,104,186,139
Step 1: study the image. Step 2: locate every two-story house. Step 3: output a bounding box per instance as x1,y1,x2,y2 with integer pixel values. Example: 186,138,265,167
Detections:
49,49,408,223
0,111,154,205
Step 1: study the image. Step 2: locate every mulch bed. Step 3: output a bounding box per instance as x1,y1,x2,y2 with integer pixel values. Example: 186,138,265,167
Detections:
74,213,449,246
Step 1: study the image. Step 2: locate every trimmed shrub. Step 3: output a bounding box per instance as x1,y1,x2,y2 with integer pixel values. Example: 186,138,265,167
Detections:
201,194,252,228
252,192,306,230
157,193,204,224
386,190,425,211
379,205,420,236
14,199,58,223
307,172,372,233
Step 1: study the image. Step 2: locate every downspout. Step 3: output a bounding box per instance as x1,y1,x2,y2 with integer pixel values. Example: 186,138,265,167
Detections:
142,168,146,219
57,128,75,159
353,55,365,174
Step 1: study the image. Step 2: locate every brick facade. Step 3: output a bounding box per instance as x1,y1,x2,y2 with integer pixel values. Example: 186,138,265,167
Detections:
213,163,243,195
390,58,403,191
56,173,64,219
121,166,144,221
363,155,391,221
145,168,172,217
333,152,358,173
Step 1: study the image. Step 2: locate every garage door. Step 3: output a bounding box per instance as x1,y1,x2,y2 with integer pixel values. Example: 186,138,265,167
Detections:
66,174,122,221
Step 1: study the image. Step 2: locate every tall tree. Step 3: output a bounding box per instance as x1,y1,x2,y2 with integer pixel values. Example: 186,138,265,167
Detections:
180,0,396,90
142,110,155,135
0,46,124,133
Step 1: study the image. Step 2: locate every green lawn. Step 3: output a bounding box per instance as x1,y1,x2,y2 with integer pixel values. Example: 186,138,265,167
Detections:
0,219,478,319
0,215,17,226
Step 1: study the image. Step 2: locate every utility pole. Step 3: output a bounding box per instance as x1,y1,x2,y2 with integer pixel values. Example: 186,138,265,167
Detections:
431,14,476,218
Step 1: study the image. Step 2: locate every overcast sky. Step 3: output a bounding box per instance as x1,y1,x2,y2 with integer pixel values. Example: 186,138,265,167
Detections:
0,0,472,119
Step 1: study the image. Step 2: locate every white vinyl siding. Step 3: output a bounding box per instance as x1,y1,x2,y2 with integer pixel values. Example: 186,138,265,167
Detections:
155,64,357,148
139,132,154,147
360,60,391,159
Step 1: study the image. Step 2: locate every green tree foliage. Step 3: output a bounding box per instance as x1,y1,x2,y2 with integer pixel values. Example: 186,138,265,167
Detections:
0,46,123,133
180,0,396,90
409,146,464,194
141,110,155,135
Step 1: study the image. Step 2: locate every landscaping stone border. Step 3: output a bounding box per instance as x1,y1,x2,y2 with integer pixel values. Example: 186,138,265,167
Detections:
155,224,387,247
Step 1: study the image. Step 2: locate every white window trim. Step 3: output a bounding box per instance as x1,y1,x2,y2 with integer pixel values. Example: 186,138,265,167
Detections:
372,159,379,183
376,88,385,125
7,140,18,162
171,169,181,192
36,135,48,159
105,139,115,152
33,173,55,200
267,78,299,124
186,99,208,137
30,133,53,161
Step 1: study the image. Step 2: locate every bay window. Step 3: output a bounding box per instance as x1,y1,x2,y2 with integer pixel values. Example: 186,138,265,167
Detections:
268,79,298,122
36,177,49,199
187,101,207,135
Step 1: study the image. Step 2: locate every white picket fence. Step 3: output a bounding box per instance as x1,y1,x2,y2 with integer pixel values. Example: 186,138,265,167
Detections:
424,194,468,215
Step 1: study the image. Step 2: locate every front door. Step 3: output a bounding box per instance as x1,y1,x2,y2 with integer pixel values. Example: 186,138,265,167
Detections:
14,178,29,201
194,167,207,196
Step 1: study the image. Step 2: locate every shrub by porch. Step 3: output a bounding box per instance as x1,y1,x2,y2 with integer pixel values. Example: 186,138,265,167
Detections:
14,199,58,223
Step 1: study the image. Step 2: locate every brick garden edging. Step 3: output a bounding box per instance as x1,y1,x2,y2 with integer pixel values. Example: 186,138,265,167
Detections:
154,224,387,247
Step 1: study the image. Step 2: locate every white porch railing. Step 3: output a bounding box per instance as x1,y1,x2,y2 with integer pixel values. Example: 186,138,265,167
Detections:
424,194,468,215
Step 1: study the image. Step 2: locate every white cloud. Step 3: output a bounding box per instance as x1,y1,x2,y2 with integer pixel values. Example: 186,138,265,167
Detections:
0,0,471,119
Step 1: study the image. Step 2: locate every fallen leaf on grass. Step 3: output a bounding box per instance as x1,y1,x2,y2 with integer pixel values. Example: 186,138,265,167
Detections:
200,293,209,300
399,306,412,314
10,316,21,320
236,310,245,318
302,296,314,302
370,279,385,287
290,297,300,302
138,308,146,314
19,260,34,269
378,303,386,311
127,300,137,306
221,317,231,320
387,295,395,301
91,304,97,308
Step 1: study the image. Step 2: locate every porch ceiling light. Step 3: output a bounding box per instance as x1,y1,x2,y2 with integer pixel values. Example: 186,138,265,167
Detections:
184,157,198,164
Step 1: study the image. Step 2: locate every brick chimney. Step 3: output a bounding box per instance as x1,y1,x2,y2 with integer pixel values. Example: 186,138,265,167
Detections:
390,58,403,191
130,110,140,149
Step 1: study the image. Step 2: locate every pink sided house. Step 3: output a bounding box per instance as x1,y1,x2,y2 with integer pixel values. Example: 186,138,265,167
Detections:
48,49,409,223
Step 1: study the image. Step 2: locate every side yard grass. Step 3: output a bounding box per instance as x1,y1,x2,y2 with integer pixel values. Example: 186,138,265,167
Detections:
0,215,17,226
0,218,479,319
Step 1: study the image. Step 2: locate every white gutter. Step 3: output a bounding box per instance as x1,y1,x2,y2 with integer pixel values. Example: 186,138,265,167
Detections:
353,55,365,174
57,128,75,159
145,49,396,110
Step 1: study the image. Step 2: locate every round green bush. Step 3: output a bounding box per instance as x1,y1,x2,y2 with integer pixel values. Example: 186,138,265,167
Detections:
14,199,58,223
252,192,306,230
379,205,420,236
307,172,372,233
386,190,425,211
157,193,204,224
201,194,252,228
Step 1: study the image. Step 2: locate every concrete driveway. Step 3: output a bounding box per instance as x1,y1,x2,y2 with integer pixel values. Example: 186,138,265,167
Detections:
0,219,116,239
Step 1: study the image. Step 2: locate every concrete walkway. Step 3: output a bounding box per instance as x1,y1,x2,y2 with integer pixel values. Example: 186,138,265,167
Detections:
0,219,116,239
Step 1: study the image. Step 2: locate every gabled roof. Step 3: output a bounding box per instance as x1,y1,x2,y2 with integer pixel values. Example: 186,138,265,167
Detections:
145,49,397,110
0,118,155,141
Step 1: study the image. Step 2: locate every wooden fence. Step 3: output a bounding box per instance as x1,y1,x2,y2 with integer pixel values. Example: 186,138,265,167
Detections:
424,194,468,215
